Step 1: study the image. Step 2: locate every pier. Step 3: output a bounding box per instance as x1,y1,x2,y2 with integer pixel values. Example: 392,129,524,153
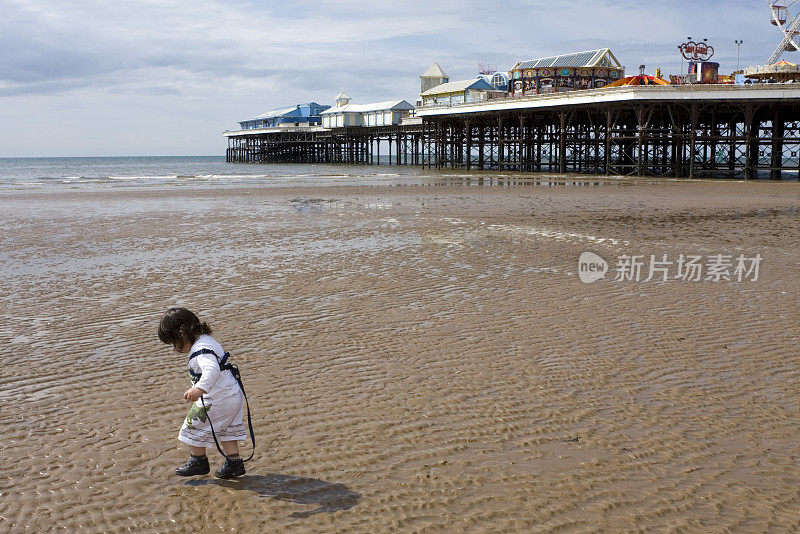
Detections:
226,122,426,166
225,84,800,179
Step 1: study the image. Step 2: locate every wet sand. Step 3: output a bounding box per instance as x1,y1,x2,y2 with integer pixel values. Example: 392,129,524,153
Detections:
1,177,799,532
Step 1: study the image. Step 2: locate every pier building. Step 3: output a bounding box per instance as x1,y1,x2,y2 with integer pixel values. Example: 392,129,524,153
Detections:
320,95,415,128
238,102,329,130
420,63,449,93
478,71,509,92
420,78,505,107
509,48,624,96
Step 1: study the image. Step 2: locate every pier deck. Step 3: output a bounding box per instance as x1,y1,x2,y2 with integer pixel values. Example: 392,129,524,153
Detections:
225,85,800,179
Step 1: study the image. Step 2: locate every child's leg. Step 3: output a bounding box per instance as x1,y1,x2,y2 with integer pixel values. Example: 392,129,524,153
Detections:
215,440,245,478
220,440,239,456
176,444,210,476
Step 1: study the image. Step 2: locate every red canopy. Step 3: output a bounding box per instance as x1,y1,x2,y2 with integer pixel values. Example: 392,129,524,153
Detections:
605,75,670,87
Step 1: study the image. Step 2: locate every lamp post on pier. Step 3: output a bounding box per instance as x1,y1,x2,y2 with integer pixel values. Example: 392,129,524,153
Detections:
735,40,743,72
683,36,692,74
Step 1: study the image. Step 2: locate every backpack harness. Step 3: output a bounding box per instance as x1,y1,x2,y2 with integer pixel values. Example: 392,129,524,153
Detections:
189,348,255,462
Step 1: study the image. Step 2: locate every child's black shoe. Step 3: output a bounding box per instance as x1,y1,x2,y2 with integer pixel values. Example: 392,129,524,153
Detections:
176,455,210,476
214,457,245,479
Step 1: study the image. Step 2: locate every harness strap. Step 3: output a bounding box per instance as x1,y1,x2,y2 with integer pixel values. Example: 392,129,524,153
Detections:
189,348,221,363
189,348,256,462
188,349,231,382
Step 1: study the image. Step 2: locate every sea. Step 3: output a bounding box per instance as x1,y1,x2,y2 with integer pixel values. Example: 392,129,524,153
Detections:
0,155,451,190
1,156,793,190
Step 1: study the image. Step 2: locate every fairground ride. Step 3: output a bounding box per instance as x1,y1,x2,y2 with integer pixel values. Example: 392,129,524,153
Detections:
767,1,800,63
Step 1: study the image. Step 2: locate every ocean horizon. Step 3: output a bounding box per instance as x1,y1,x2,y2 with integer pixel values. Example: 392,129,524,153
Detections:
1,155,796,191
0,155,442,190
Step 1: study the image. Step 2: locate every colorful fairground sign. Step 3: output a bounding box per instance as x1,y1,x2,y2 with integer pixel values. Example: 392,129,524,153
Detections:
679,39,715,61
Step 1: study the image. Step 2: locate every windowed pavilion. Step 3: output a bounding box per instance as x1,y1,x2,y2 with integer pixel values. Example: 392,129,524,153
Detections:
509,48,625,96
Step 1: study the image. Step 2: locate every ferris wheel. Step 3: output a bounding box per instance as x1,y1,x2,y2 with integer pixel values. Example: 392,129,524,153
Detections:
767,0,800,63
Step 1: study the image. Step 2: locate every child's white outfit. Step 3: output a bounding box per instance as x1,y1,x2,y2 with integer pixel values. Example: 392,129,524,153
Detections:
178,334,247,447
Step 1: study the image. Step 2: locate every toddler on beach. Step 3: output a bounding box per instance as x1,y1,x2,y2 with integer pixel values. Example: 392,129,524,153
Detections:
158,307,247,478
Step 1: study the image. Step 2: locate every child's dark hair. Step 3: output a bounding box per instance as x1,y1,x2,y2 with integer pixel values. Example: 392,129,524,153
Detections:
158,307,212,351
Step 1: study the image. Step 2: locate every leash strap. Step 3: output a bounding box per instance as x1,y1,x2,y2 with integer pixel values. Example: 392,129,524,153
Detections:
190,349,256,462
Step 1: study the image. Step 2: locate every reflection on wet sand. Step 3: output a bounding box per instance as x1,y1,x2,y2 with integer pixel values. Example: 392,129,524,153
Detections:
1,179,799,532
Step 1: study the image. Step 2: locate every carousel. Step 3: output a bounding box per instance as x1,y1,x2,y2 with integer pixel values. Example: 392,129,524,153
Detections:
744,60,800,82
743,1,800,82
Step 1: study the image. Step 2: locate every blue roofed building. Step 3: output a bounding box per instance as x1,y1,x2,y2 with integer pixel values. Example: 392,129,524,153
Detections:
477,72,509,92
238,102,330,130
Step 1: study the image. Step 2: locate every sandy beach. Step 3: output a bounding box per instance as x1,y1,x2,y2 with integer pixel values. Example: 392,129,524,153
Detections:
1,176,799,532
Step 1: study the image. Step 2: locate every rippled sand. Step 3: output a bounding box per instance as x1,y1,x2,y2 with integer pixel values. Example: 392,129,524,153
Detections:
1,177,799,532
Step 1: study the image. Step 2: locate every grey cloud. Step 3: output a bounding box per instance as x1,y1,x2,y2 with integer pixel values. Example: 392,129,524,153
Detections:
0,77,94,97
0,0,471,98
0,0,791,157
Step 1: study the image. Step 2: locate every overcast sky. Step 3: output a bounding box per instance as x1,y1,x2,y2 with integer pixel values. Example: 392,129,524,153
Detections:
0,0,788,157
